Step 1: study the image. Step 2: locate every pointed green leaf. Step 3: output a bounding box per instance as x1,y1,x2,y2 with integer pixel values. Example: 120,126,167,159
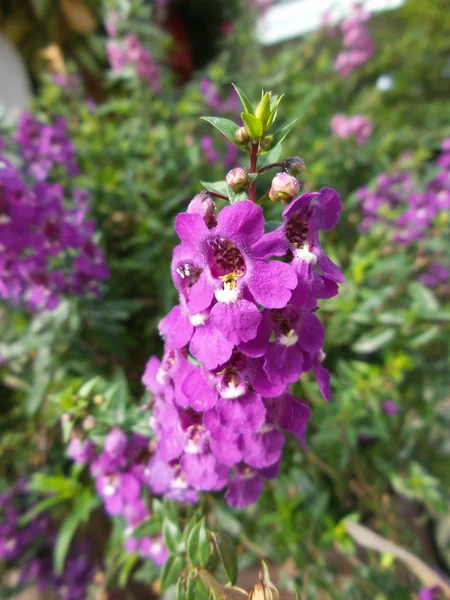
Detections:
211,531,238,585
241,112,263,141
177,579,187,600
160,555,185,590
53,491,101,574
200,117,242,147
199,180,229,197
186,576,210,600
187,517,210,567
20,494,67,526
133,515,162,538
231,84,254,114
267,94,284,129
257,143,283,167
228,188,249,204
163,518,183,555
260,119,297,154
352,328,396,354
294,586,304,600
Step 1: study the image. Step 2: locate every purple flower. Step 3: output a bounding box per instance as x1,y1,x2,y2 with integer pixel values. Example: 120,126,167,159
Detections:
334,4,375,77
251,188,343,308
331,114,373,144
381,400,399,415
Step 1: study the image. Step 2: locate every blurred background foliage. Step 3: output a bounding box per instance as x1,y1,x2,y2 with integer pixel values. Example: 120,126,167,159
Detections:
0,0,449,598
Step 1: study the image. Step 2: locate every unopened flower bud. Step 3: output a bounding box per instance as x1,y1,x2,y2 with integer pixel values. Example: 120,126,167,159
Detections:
249,578,280,600
283,156,305,177
260,135,274,151
226,167,250,192
83,415,96,430
269,172,300,204
93,394,103,405
255,91,272,130
235,126,250,145
187,191,217,228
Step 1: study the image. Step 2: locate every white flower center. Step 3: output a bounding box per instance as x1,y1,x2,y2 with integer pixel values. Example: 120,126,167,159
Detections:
220,381,247,399
295,244,317,265
189,312,209,326
279,330,299,347
215,286,239,304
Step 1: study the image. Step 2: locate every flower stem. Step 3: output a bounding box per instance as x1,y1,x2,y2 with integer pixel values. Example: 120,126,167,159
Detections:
249,142,259,202
256,162,285,174
208,192,228,200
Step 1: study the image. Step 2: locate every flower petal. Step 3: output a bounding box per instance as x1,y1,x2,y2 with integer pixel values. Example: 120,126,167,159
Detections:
216,199,264,245
159,305,193,348
264,342,303,387
298,312,325,353
181,367,218,412
215,392,266,433
250,226,287,259
187,273,214,313
279,393,311,445
189,321,234,369
310,187,342,230
248,260,296,309
210,298,262,345
174,213,209,248
226,474,263,508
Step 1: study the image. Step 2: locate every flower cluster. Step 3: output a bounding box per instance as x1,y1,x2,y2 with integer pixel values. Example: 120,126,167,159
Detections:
69,428,168,565
0,152,108,311
0,480,97,599
0,480,48,561
107,34,161,92
200,79,239,114
357,139,450,242
334,4,375,78
142,184,343,508
331,113,373,145
201,136,240,168
15,113,79,181
356,139,450,289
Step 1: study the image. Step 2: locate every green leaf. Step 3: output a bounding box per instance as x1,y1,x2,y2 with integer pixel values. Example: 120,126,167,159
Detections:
352,328,396,354
262,119,297,154
410,325,440,348
78,376,101,398
54,491,100,574
20,494,67,526
267,94,284,129
26,346,51,415
264,220,282,233
187,517,210,567
228,188,249,204
200,117,241,147
257,143,283,167
160,555,185,590
211,531,238,585
104,369,128,424
200,180,229,197
163,518,183,555
241,112,263,141
133,515,162,538
186,576,210,600
231,84,254,114
176,579,187,600
118,553,139,587
408,281,439,311
294,585,304,599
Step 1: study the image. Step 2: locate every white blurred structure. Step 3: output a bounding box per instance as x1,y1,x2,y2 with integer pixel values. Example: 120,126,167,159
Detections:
256,0,404,45
0,33,32,118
